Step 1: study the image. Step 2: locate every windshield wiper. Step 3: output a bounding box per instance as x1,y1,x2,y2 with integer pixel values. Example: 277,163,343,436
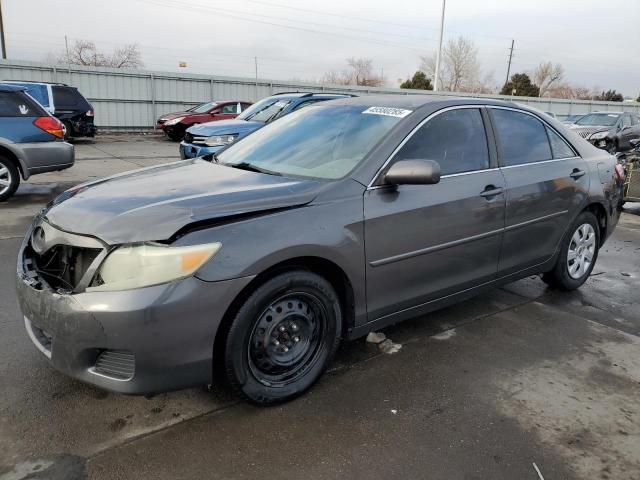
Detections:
227,162,282,176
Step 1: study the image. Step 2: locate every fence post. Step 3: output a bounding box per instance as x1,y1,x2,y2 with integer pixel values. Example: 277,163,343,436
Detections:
52,66,57,83
210,78,214,100
150,74,157,130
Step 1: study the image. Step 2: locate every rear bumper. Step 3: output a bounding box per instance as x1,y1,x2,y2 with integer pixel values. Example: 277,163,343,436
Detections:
13,141,75,179
179,142,222,159
15,226,254,394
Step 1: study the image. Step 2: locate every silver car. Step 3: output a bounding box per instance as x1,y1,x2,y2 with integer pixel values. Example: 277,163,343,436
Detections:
16,96,622,404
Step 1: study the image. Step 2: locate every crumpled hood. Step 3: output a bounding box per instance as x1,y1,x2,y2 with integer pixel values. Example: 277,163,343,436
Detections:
187,119,262,136
44,160,320,244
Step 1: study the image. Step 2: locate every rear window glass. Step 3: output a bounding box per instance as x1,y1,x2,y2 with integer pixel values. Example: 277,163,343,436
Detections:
491,109,552,166
52,86,90,110
546,127,576,159
0,91,46,117
15,84,49,107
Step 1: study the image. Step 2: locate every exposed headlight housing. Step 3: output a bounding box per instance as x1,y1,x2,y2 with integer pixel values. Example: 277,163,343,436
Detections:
204,134,237,147
164,116,185,126
87,242,221,292
589,131,609,140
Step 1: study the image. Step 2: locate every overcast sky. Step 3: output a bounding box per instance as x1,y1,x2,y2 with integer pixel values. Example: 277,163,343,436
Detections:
3,0,639,97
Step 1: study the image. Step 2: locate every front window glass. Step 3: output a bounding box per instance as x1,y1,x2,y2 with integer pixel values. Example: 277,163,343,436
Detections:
189,102,218,113
575,113,620,127
217,105,402,180
393,108,489,175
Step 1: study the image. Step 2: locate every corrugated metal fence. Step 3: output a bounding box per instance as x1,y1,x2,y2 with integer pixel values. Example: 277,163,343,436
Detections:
2,59,639,130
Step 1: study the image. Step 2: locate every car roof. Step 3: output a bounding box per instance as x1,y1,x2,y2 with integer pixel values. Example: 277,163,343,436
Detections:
588,111,625,115
0,84,26,92
269,92,353,101
1,80,68,86
324,94,518,110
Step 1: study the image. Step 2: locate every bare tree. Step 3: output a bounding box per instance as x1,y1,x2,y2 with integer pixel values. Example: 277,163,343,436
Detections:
321,57,384,87
533,62,564,97
420,37,480,92
56,39,144,69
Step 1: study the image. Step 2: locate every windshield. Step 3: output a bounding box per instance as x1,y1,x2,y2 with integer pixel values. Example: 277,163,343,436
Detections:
237,98,290,123
575,113,619,127
188,102,218,113
217,105,403,180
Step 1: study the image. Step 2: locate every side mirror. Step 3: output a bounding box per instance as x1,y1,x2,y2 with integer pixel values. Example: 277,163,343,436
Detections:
384,159,441,185
211,111,220,116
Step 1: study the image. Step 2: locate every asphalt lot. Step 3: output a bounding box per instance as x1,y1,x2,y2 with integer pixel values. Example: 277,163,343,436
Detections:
1,134,640,480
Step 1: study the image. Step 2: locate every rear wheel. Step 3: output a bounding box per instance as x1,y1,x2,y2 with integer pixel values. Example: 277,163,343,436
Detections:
224,271,342,405
0,156,20,202
62,121,73,141
542,211,600,290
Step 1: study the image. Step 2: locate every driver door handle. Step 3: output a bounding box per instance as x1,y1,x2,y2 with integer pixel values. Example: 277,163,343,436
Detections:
480,186,503,198
570,169,586,180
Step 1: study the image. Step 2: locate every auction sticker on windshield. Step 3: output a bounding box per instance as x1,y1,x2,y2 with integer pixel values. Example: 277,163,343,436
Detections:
362,107,412,118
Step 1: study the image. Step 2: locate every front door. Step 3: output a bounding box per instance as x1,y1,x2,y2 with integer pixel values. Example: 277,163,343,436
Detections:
364,107,505,321
489,107,590,275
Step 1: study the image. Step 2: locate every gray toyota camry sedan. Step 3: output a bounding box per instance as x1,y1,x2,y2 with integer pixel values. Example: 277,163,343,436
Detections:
16,95,622,404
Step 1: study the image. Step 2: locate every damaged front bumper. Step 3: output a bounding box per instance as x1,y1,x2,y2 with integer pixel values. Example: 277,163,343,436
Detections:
15,220,254,394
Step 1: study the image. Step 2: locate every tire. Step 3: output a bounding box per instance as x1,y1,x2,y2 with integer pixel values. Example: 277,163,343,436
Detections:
542,211,600,291
224,270,342,405
0,156,20,202
62,121,73,141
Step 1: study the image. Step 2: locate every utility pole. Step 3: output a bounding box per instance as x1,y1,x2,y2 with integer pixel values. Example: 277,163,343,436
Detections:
433,0,446,92
0,0,7,60
254,56,258,100
64,35,71,74
504,39,515,90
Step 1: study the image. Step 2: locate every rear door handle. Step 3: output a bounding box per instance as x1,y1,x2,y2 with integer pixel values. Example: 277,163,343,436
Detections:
570,169,586,180
480,186,503,198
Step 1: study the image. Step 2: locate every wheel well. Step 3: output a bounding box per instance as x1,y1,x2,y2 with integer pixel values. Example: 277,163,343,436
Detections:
0,145,24,179
584,202,607,246
211,257,356,380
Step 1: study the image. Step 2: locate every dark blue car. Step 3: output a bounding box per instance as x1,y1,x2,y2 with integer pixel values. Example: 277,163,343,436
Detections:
0,84,74,201
179,92,352,159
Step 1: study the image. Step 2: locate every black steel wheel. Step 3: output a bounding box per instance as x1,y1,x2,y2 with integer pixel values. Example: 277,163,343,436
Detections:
224,270,342,405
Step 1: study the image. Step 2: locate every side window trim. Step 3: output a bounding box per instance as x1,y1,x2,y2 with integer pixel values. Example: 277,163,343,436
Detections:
368,105,493,188
488,105,579,167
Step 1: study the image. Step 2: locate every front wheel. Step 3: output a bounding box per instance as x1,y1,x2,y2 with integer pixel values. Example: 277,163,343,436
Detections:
224,271,342,405
542,211,600,290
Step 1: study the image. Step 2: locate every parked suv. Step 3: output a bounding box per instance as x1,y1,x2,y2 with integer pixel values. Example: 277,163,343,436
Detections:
0,84,74,201
16,96,620,404
180,92,352,159
1,81,96,141
568,111,640,153
156,101,252,141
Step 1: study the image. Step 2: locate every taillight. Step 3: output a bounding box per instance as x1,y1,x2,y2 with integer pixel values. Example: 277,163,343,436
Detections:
33,116,64,138
614,164,625,181
86,109,94,117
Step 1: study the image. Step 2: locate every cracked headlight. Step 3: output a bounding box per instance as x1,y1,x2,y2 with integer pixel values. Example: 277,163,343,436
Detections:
204,134,237,147
87,242,221,292
589,131,609,140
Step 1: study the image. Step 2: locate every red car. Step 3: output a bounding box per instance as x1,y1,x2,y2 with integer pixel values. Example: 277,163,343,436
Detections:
156,100,252,141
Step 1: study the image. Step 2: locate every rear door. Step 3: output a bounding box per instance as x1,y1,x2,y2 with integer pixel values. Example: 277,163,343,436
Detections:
364,106,505,320
489,107,589,275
